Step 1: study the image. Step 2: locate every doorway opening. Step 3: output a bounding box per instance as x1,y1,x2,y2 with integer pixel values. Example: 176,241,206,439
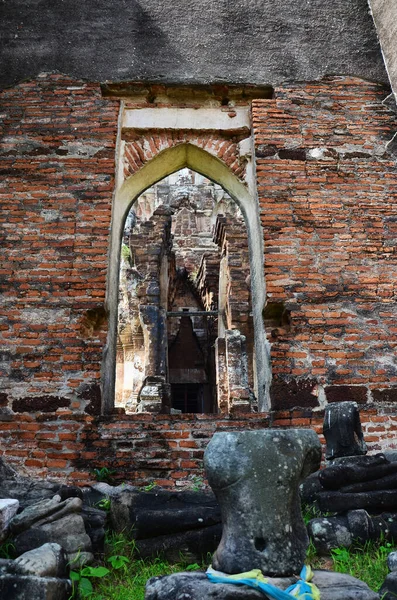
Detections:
103,142,270,414
115,169,256,414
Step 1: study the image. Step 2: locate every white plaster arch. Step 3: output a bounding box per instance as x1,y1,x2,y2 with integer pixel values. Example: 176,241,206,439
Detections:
102,143,271,413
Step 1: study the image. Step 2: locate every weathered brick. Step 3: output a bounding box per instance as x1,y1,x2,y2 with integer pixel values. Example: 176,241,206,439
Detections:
0,73,118,408
253,78,397,404
1,74,397,485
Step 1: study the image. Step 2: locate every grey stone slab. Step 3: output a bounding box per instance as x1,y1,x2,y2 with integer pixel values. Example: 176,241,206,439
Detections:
144,570,380,600
135,524,222,564
318,489,397,513
331,454,389,467
341,472,397,494
379,570,397,600
10,496,82,535
384,451,397,463
145,571,294,600
0,458,18,479
81,505,107,553
0,479,61,511
318,457,397,491
14,513,92,566
370,0,397,98
0,0,388,89
300,470,323,505
313,570,379,600
110,488,220,539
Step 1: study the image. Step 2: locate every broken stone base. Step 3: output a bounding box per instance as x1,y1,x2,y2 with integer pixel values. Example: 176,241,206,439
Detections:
136,378,171,413
145,570,379,600
0,574,71,600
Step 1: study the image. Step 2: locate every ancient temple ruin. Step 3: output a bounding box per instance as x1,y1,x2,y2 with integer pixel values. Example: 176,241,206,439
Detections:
116,169,255,414
1,0,397,484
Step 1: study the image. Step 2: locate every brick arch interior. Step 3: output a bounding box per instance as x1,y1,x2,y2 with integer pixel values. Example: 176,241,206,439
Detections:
103,143,271,413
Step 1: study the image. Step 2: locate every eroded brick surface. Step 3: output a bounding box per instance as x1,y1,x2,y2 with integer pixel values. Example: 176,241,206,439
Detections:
0,73,119,409
124,131,247,181
1,74,397,483
0,408,396,486
253,77,397,403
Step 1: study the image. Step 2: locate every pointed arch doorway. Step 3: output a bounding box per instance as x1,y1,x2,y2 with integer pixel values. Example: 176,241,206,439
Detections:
102,143,271,414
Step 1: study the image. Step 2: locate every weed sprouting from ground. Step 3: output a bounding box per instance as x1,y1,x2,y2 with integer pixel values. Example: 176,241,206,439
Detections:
0,538,15,559
92,467,116,484
301,503,333,525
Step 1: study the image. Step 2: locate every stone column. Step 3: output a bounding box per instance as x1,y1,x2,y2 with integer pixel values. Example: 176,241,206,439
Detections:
115,340,124,407
120,340,135,404
225,329,251,413
215,337,228,413
139,305,167,380
137,305,170,413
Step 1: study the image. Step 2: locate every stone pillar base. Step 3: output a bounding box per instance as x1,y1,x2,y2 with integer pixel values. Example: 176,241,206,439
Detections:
136,377,171,413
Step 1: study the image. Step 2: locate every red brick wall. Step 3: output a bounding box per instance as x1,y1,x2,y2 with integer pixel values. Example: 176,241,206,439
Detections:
253,77,397,409
1,74,397,485
123,131,247,181
0,73,119,412
1,408,396,486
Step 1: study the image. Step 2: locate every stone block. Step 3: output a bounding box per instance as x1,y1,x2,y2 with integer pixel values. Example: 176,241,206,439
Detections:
387,551,397,572
380,571,397,600
0,574,71,600
14,513,92,567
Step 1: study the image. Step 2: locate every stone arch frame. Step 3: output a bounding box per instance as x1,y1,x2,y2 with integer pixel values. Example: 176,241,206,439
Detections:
102,143,271,413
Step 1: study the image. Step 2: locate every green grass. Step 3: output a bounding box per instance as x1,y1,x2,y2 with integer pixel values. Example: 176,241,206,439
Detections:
1,525,391,598
306,537,391,593
330,540,391,593
0,538,15,559
86,531,393,599
301,503,333,525
81,531,393,600
91,556,197,600
87,532,203,600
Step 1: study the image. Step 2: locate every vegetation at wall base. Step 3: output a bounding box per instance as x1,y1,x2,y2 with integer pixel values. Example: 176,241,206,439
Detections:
65,531,393,599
